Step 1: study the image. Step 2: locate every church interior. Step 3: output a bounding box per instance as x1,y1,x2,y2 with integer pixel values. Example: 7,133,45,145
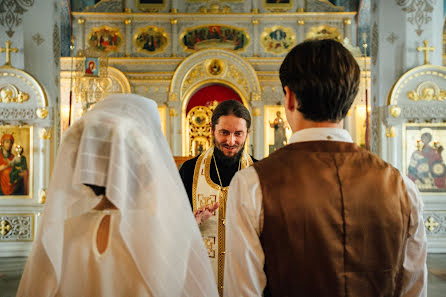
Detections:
1,0,446,295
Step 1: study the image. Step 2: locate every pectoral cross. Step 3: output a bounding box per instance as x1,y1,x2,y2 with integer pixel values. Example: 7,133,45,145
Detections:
417,40,435,65
0,41,18,66
0,220,12,236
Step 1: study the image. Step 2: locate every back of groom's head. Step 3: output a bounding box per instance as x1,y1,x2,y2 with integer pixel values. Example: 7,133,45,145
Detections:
279,39,360,123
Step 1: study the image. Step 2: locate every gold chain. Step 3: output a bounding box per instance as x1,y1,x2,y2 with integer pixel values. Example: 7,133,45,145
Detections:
212,151,242,188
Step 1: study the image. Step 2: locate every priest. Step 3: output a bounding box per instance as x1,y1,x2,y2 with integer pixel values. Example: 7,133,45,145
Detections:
179,99,256,296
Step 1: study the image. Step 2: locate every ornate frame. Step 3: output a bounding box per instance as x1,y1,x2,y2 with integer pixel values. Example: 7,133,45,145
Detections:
260,25,296,55
179,24,250,53
136,0,166,12
87,25,123,53
0,125,33,199
402,122,446,194
133,25,169,55
263,0,293,11
306,25,342,41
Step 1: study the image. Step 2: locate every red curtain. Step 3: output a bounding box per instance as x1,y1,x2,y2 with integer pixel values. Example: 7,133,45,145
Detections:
186,84,242,114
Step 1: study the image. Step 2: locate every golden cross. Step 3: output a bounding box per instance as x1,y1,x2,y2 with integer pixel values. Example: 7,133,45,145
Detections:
424,216,439,232
0,41,19,66
417,40,435,65
0,220,12,236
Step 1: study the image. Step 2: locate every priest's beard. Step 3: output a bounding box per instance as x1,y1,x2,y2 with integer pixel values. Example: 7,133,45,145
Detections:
213,139,245,167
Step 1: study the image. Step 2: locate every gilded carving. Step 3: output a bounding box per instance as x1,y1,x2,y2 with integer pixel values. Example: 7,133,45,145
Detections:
39,128,51,140
408,81,445,102
425,216,439,232
39,189,47,204
385,126,396,138
251,92,261,101
417,40,435,65
169,108,178,117
0,84,29,103
252,107,261,116
36,108,48,119
0,220,11,236
261,26,296,55
306,25,342,41
0,40,18,67
205,59,225,76
182,64,205,95
169,92,178,102
390,106,401,118
226,65,249,94
187,104,217,156
0,214,34,241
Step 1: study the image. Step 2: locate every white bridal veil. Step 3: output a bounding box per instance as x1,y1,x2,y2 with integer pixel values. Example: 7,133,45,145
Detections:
17,94,218,297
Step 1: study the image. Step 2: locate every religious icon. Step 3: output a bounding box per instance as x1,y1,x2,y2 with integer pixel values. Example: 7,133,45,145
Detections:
88,26,122,53
404,124,446,193
206,59,224,76
264,0,293,10
306,25,342,41
84,57,99,76
269,111,288,151
0,126,32,198
136,0,166,11
180,25,249,52
134,26,169,54
261,26,296,55
264,106,292,156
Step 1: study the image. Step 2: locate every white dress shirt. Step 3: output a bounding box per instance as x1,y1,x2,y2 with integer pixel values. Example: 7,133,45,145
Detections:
224,127,427,297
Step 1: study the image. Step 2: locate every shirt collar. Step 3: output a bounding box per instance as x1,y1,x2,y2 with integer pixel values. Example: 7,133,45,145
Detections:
289,127,353,144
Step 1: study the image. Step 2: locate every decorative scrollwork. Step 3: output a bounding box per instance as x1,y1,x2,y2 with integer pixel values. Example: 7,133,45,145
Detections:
0,214,33,241
182,64,205,95
396,0,435,36
187,103,218,156
0,0,35,37
225,65,249,94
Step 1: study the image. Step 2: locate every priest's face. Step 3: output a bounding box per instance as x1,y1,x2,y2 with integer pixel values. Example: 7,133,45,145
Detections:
213,114,248,158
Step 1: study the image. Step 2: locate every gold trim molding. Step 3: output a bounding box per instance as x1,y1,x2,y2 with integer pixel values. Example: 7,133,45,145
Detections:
407,81,445,102
386,126,396,138
390,106,401,118
0,83,29,103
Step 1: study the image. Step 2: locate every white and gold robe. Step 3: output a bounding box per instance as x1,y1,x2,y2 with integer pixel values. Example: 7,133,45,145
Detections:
192,146,253,296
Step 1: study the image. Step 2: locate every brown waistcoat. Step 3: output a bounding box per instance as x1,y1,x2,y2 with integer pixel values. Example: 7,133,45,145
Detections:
254,141,411,297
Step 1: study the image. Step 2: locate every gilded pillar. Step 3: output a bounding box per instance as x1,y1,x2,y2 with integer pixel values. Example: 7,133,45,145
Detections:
296,0,305,12
251,99,264,159
252,18,259,57
385,126,397,167
124,18,132,56
170,18,178,57
297,19,305,42
78,18,86,50
343,19,352,41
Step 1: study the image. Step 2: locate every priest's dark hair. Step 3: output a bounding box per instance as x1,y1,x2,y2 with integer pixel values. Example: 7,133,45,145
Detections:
211,99,251,130
279,38,360,122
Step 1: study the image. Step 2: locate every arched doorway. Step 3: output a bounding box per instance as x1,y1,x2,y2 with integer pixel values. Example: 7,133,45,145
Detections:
185,83,243,156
